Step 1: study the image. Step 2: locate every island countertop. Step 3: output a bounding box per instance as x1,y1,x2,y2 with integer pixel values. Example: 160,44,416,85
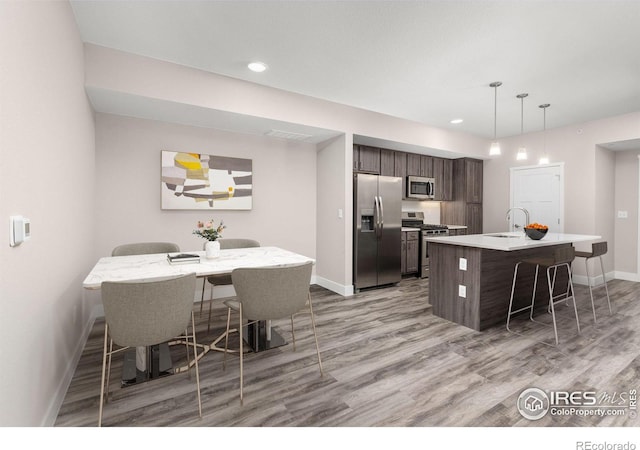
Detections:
426,231,601,251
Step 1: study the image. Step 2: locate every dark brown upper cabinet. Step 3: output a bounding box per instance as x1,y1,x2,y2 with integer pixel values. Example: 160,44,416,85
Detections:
353,145,381,174
433,157,453,201
394,151,407,199
380,148,395,177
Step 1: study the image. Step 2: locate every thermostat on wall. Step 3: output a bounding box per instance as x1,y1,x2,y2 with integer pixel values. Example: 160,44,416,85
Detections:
10,215,30,247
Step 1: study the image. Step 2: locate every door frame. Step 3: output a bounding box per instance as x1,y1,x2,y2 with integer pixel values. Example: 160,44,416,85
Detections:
509,162,565,232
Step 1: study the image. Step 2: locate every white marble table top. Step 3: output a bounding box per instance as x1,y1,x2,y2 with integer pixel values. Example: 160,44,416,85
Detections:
426,232,602,251
83,246,315,289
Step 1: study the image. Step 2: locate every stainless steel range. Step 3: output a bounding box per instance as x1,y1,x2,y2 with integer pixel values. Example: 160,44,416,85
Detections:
401,212,449,278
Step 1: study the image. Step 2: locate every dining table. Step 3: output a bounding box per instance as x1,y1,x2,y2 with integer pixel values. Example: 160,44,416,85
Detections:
83,246,315,385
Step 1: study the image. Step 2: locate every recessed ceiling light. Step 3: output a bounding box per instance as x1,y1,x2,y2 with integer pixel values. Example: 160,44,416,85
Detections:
248,61,268,73
450,119,463,124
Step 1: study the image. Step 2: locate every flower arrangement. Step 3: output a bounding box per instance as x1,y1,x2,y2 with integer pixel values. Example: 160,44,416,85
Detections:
193,219,225,241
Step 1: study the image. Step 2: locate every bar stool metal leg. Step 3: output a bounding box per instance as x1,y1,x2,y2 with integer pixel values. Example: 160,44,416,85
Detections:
585,256,598,323
599,255,613,314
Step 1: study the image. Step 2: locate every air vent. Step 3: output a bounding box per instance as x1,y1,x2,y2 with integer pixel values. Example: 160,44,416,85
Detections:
265,129,313,142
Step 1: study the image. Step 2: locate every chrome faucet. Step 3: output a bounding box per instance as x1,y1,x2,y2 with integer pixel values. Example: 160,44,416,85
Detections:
506,207,530,233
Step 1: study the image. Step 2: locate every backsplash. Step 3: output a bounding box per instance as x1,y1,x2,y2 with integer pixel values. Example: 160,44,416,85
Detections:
402,200,440,224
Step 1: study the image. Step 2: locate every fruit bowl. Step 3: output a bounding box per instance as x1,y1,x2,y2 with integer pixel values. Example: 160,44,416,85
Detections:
524,226,548,240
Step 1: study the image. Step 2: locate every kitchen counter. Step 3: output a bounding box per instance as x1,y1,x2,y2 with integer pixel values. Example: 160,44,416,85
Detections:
402,227,421,232
426,231,600,251
427,232,601,331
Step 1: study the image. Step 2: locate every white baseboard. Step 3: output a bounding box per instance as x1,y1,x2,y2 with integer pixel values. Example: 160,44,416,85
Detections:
614,271,640,282
314,276,353,296
44,313,97,426
573,271,619,286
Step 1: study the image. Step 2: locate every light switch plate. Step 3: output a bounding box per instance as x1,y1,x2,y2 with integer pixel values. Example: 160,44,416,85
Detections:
458,284,466,298
459,257,467,271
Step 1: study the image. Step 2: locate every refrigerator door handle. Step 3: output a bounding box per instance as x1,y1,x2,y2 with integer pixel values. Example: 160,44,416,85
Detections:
379,196,384,231
374,196,381,238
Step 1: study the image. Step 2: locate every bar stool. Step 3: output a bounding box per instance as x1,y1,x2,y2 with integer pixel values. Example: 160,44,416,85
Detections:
575,241,612,322
507,246,581,345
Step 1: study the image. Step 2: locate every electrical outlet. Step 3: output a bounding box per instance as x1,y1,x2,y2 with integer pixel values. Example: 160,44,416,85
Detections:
618,210,628,219
458,284,466,298
459,257,467,271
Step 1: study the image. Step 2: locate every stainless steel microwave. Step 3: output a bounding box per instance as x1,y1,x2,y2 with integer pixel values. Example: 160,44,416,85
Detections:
407,176,435,200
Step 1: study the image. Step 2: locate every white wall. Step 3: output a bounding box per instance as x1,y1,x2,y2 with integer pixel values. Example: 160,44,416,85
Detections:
0,2,96,426
84,44,490,291
483,112,640,278
594,145,616,278
94,113,317,265
614,150,640,276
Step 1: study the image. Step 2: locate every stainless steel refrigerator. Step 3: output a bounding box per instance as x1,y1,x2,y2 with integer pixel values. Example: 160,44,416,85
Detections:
353,173,402,291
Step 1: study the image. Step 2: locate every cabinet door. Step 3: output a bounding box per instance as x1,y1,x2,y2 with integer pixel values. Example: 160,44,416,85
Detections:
353,145,360,171
401,232,407,274
433,157,453,201
465,159,483,203
406,237,419,274
421,155,433,178
406,153,422,176
380,149,395,177
394,152,407,199
466,203,483,235
359,146,380,174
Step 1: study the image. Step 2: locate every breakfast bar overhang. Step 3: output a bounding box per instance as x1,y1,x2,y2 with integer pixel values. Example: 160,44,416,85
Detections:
426,232,601,331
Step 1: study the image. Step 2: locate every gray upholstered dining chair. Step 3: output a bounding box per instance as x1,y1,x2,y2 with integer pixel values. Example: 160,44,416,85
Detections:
200,238,261,333
98,273,201,426
111,242,180,256
223,261,323,403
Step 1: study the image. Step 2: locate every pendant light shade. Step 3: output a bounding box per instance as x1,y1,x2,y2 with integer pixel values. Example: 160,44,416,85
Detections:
516,93,528,160
489,82,502,156
539,103,550,165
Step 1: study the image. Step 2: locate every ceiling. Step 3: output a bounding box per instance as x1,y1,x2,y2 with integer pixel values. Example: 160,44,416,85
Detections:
70,0,640,141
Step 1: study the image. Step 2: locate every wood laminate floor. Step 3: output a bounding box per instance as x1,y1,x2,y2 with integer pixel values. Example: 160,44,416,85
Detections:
55,277,640,427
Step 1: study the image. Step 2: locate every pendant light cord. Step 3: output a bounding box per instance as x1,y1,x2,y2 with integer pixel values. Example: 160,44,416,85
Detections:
494,85,498,140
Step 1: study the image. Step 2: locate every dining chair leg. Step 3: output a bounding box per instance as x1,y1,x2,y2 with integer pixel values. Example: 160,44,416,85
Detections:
105,339,113,401
98,324,109,427
207,292,214,334
223,307,231,371
199,279,206,316
184,327,191,379
290,315,296,351
191,312,202,417
308,293,324,376
239,303,244,405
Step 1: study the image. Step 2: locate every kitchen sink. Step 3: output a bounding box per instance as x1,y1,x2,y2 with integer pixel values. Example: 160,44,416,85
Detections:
484,233,523,238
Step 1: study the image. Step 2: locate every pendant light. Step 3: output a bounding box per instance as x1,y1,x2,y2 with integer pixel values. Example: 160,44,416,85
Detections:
538,103,550,165
489,81,502,156
516,93,528,160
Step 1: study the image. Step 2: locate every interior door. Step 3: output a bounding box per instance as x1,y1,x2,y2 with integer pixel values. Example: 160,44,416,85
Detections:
510,164,564,233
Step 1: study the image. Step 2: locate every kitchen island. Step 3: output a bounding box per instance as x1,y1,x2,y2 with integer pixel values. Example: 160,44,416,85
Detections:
426,232,600,331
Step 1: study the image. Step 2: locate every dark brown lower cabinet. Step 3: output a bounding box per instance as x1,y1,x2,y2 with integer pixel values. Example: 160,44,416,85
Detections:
402,231,419,275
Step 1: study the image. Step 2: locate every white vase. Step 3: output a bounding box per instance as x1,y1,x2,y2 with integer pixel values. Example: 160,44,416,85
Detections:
205,240,220,259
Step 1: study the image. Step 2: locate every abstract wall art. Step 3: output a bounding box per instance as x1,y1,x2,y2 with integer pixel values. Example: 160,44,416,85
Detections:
161,150,253,210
